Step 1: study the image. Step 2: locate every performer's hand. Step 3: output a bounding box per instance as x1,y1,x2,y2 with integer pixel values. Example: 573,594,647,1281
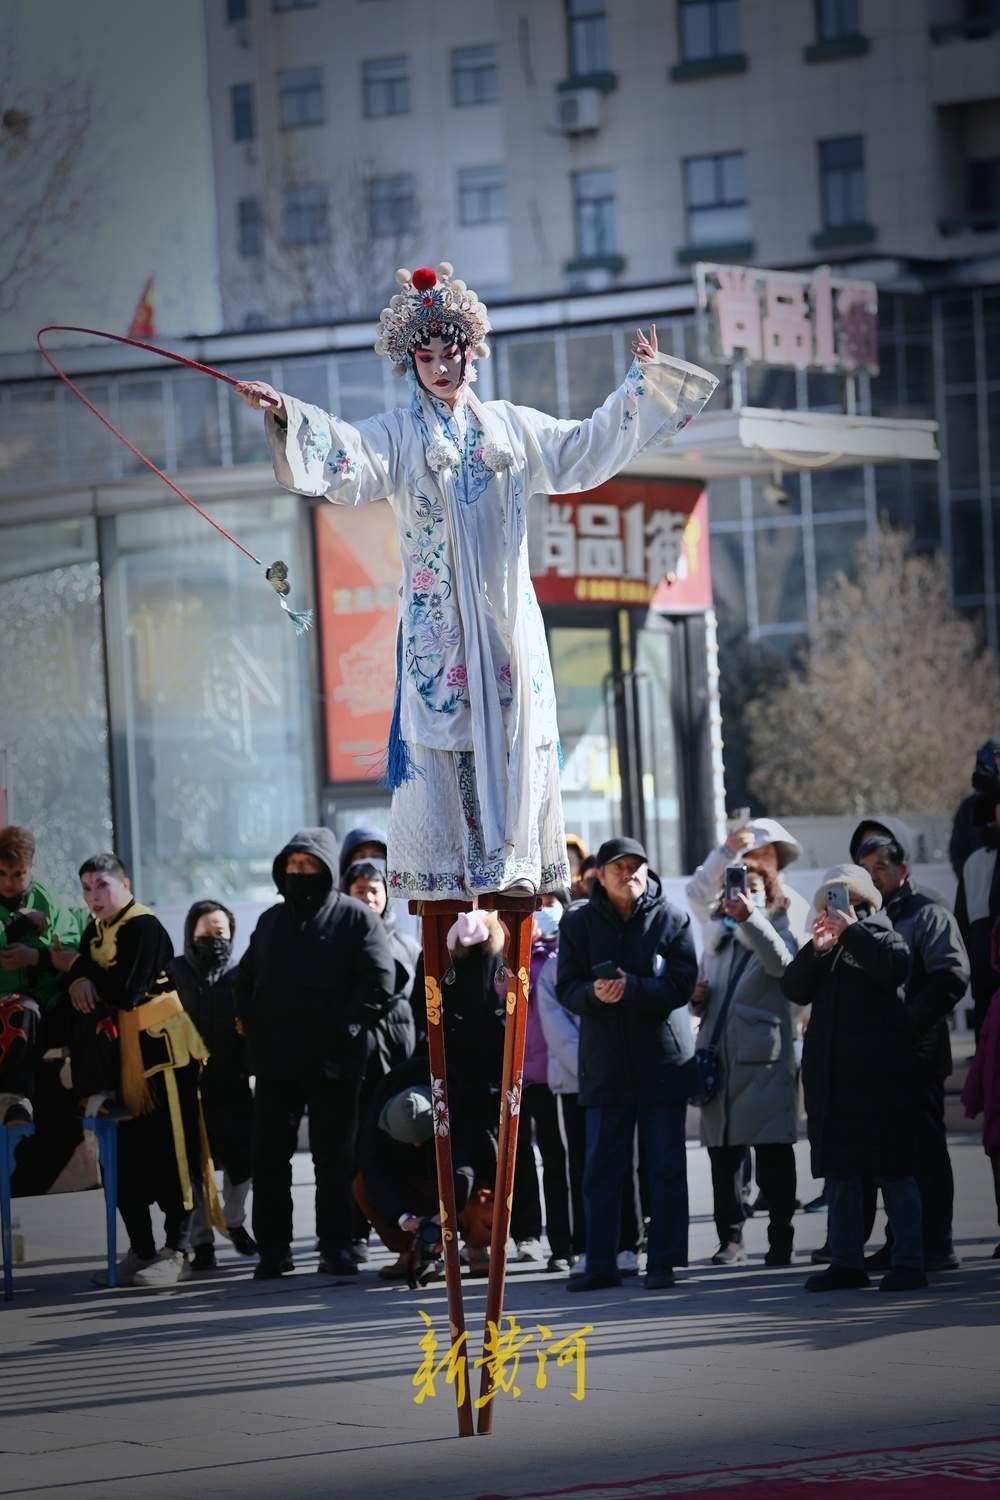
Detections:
236,380,285,419
50,939,79,974
69,977,99,1013
632,325,659,363
594,975,626,1004
0,944,38,969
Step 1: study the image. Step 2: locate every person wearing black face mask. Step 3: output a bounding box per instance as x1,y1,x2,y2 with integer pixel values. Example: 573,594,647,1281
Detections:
171,901,257,1268
237,829,397,1280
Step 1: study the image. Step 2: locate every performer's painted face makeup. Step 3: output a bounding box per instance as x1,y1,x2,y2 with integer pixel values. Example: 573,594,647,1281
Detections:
414,335,467,403
81,871,132,920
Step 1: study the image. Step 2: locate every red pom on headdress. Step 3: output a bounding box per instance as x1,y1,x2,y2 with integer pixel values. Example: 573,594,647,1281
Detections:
412,266,437,291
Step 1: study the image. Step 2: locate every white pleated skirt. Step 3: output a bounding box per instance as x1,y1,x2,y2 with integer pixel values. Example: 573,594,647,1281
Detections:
386,742,569,901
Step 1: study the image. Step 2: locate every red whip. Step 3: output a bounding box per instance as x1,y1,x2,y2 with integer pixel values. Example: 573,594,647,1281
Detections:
35,325,311,632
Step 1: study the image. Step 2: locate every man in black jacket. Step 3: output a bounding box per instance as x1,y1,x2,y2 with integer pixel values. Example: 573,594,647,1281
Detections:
237,828,396,1280
556,837,698,1292
851,818,970,1271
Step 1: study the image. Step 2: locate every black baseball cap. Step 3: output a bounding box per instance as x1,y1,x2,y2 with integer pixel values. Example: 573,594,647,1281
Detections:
595,836,648,868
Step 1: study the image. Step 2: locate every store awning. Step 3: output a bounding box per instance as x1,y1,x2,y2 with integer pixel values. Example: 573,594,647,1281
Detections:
626,406,939,480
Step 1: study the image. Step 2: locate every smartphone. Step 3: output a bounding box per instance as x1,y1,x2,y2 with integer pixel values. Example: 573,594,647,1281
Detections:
826,883,851,917
724,865,748,902
592,960,621,981
727,807,751,832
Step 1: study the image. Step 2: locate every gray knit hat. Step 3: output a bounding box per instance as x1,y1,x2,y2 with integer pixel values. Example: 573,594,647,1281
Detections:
378,1086,434,1145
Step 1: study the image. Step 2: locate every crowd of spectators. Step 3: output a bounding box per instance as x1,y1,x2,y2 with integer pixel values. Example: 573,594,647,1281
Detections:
1,739,998,1294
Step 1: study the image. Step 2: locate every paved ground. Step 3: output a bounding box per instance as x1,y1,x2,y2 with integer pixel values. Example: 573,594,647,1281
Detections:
2,1136,998,1500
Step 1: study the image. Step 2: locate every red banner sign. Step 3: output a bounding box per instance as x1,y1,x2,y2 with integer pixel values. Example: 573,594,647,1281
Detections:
530,478,712,612
314,504,399,784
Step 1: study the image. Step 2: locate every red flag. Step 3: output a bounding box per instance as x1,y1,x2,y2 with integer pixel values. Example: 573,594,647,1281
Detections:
127,277,155,339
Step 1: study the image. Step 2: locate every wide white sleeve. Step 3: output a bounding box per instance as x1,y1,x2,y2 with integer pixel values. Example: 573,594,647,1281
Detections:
265,394,397,506
514,351,718,498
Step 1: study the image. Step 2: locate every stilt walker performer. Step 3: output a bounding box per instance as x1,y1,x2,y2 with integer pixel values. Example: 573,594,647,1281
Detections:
238,262,718,1432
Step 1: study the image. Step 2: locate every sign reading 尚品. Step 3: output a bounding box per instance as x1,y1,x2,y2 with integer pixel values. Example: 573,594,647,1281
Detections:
530,478,711,612
695,262,879,376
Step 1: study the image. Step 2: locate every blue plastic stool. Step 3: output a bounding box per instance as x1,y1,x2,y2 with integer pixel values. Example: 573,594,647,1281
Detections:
82,1115,119,1289
1,1122,35,1302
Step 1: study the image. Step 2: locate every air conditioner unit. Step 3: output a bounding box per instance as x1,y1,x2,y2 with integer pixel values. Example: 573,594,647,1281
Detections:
555,88,602,134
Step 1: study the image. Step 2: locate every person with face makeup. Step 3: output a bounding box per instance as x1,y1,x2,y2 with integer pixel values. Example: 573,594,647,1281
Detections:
64,852,213,1288
236,828,397,1280
237,262,718,902
171,901,256,1270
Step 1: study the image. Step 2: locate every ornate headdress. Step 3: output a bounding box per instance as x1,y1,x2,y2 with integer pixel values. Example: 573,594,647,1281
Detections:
374,261,491,375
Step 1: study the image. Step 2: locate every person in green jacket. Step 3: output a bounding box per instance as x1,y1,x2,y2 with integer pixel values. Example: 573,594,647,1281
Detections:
0,825,83,1122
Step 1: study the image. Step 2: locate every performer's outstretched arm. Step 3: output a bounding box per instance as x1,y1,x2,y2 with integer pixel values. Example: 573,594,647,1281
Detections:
513,326,718,498
238,380,398,506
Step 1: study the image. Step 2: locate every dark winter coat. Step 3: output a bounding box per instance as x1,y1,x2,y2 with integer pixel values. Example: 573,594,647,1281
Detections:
556,872,698,1107
849,817,970,1075
171,904,253,1182
369,905,419,1075
236,828,396,1080
781,912,914,1179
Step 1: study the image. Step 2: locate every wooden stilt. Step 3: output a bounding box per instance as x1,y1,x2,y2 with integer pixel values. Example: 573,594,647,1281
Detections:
475,891,536,1433
412,898,475,1438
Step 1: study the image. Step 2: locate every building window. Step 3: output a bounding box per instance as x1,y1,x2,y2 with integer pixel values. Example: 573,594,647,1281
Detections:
368,173,415,237
573,169,616,257
231,82,255,142
567,0,609,75
363,56,409,117
227,0,248,21
684,152,748,245
816,0,860,38
968,157,1000,224
679,0,741,60
272,0,318,9
283,184,330,245
278,66,324,127
819,136,866,226
451,44,498,106
237,196,263,257
458,165,505,225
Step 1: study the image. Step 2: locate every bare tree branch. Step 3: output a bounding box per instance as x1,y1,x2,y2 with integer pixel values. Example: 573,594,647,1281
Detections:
0,36,96,314
222,155,424,330
744,524,1000,815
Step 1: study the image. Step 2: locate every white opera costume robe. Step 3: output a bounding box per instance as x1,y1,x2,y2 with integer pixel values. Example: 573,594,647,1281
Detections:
266,352,718,899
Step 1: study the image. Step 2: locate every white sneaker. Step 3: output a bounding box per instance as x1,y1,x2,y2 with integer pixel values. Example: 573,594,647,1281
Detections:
132,1249,192,1289
92,1249,156,1287
515,1238,544,1263
617,1249,640,1276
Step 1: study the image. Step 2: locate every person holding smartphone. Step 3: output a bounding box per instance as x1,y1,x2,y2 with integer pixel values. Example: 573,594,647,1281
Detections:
691,856,806,1267
556,837,697,1292
780,864,924,1293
